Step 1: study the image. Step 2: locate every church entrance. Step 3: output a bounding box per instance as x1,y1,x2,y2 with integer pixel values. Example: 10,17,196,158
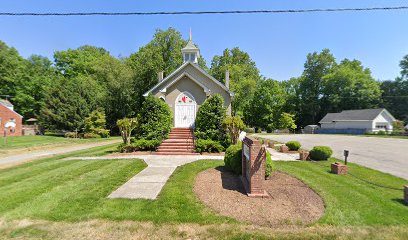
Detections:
175,92,196,128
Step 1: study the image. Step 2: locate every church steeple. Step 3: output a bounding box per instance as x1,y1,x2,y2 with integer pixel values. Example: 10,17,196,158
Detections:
182,29,200,64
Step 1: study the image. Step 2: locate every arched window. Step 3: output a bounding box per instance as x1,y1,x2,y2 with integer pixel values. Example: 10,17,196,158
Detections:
159,96,166,102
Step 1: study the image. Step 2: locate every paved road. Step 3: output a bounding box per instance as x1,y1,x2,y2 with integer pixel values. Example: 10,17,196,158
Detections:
258,134,408,180
0,139,121,168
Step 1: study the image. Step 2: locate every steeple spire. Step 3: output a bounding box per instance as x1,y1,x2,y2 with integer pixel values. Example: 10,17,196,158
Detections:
182,29,200,64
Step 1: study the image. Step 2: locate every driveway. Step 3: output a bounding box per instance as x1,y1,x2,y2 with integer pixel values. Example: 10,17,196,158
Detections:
258,134,408,180
0,139,121,168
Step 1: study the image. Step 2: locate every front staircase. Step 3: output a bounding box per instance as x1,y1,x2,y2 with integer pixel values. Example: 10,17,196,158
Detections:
155,128,198,155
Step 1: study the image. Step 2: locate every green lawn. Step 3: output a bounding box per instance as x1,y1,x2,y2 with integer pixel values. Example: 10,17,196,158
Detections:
0,135,120,150
0,145,407,239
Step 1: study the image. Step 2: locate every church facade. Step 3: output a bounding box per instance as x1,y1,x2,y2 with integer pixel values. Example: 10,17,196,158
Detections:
143,33,234,128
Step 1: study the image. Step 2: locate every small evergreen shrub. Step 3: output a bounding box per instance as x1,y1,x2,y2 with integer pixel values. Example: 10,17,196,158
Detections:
224,144,242,175
285,141,301,151
377,130,387,135
138,95,172,141
309,146,333,160
132,139,161,151
194,94,228,146
265,151,273,178
195,139,224,153
117,139,161,153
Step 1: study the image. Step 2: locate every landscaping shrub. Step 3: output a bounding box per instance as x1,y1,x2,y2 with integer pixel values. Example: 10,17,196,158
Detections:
84,109,110,138
195,139,224,153
223,115,245,144
64,132,77,138
132,139,161,151
224,144,242,175
117,117,138,144
83,133,101,139
309,146,333,160
137,95,172,141
194,94,228,146
265,151,273,178
117,139,161,153
377,130,387,135
285,141,301,151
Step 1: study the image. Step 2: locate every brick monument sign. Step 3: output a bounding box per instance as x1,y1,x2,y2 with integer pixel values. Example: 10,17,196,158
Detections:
240,136,269,198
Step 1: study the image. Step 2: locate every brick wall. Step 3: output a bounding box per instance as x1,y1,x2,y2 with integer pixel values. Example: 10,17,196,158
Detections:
0,104,23,136
242,136,266,196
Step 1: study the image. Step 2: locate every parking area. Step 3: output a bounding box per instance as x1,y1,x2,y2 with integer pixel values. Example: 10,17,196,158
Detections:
259,134,408,180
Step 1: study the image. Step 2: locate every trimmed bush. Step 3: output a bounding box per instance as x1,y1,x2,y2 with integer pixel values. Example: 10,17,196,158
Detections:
132,139,160,151
195,139,224,153
309,146,333,160
64,132,76,138
194,94,228,146
137,95,172,141
224,144,242,175
265,151,273,178
117,139,161,153
83,133,101,139
285,141,301,151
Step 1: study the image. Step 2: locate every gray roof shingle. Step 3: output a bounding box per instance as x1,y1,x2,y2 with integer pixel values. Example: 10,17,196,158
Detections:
319,109,394,123
0,99,13,107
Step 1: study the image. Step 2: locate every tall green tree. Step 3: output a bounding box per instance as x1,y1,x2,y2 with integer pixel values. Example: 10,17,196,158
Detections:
126,28,207,109
40,75,105,130
210,47,261,115
321,59,382,113
381,55,408,123
245,79,286,131
54,45,110,78
299,49,336,126
14,55,55,118
0,41,26,98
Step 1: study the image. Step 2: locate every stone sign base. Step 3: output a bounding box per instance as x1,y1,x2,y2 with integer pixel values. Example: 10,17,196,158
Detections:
299,151,309,161
404,186,408,204
331,163,348,175
280,145,289,153
240,176,270,198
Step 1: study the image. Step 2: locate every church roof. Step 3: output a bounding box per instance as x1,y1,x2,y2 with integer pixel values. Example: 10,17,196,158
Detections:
182,39,199,51
143,61,234,97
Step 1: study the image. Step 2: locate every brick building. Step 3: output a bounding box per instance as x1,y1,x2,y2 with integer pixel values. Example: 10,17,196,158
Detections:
0,100,23,136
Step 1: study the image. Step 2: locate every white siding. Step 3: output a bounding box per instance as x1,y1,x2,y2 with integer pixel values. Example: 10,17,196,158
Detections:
372,111,394,132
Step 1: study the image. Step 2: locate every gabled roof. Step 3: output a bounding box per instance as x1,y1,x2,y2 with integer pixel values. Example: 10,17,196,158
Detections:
0,99,13,108
143,61,234,97
0,99,23,118
182,40,199,51
319,109,396,123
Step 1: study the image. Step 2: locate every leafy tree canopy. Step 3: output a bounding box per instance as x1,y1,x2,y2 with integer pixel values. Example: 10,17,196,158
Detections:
210,47,261,115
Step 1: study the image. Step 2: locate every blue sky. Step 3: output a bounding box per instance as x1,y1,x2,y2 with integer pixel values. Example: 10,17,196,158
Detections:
1,0,407,81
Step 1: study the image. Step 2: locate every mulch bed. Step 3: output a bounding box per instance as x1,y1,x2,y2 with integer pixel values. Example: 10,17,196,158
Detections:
193,167,325,227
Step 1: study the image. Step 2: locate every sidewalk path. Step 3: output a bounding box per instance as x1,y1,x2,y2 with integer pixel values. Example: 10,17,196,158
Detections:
267,148,299,161
0,139,121,168
66,155,224,199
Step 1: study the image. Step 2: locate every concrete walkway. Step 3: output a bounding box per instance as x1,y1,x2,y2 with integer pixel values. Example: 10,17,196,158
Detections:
66,155,224,199
0,139,121,168
267,148,299,161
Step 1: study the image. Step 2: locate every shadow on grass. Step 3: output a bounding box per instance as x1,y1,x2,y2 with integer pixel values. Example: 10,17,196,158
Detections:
392,198,408,206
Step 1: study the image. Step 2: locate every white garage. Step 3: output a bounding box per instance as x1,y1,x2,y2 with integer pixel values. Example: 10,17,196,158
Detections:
318,108,396,134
